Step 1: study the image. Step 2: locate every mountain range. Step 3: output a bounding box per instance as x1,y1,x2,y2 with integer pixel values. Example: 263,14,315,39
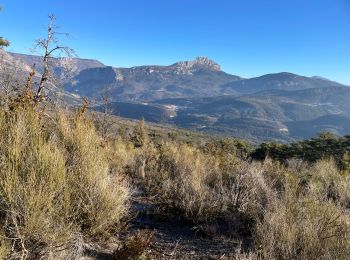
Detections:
1,50,349,142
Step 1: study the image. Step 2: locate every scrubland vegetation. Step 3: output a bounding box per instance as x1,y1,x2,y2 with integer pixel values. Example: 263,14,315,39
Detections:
1,88,350,259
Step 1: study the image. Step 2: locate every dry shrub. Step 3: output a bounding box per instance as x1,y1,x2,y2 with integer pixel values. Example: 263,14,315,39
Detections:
0,108,72,258
113,230,154,260
110,137,137,175
257,200,350,259
55,111,131,237
308,159,350,207
235,161,277,221
0,106,130,258
143,142,274,226
256,174,350,260
154,143,225,222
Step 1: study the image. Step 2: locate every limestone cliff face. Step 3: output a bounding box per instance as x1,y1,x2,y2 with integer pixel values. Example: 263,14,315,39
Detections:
171,57,221,74
64,57,240,101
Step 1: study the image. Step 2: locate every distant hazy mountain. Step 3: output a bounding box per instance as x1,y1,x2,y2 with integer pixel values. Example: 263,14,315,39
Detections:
0,50,85,104
220,72,344,94
2,50,350,142
65,57,242,101
0,49,33,74
63,59,346,103
8,52,105,79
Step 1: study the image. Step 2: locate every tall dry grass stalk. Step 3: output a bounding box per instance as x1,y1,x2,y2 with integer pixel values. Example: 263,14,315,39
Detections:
55,111,130,237
255,160,350,260
0,106,130,258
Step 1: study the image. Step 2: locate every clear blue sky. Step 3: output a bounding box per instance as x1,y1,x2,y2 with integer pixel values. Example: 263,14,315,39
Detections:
1,0,350,84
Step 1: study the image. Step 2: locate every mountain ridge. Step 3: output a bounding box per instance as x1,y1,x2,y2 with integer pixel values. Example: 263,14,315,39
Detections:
2,50,350,142
8,52,105,78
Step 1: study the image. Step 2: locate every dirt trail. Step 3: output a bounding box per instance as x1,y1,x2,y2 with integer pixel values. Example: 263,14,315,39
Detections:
81,197,241,259
128,197,240,259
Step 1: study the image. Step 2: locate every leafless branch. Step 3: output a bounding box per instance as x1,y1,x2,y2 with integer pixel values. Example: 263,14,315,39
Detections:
32,14,75,104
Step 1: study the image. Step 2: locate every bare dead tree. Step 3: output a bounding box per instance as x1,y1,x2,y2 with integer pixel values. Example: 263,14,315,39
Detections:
99,86,115,139
33,14,75,103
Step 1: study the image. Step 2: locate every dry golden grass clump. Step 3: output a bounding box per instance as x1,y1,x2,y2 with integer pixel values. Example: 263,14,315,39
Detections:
139,142,273,225
157,144,224,222
253,160,350,260
308,159,350,206
55,111,130,237
257,198,350,259
0,106,130,258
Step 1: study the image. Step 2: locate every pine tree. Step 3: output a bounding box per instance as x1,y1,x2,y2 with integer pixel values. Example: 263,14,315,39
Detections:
340,151,350,172
0,37,9,47
131,118,148,148
0,7,9,47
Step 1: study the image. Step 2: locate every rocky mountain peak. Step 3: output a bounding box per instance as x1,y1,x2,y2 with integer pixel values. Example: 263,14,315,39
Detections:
172,57,221,73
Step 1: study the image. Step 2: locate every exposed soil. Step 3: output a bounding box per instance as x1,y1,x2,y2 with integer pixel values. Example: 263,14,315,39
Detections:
81,195,246,259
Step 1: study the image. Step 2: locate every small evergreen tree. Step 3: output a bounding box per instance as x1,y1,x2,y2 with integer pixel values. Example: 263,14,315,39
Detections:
340,151,350,172
0,37,9,47
131,118,148,148
0,7,9,47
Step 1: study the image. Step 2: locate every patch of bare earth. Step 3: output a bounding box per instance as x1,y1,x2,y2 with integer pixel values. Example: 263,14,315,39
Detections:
80,195,243,259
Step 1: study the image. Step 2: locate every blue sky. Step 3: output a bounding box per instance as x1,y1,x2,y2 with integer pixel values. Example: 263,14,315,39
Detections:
1,0,350,84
